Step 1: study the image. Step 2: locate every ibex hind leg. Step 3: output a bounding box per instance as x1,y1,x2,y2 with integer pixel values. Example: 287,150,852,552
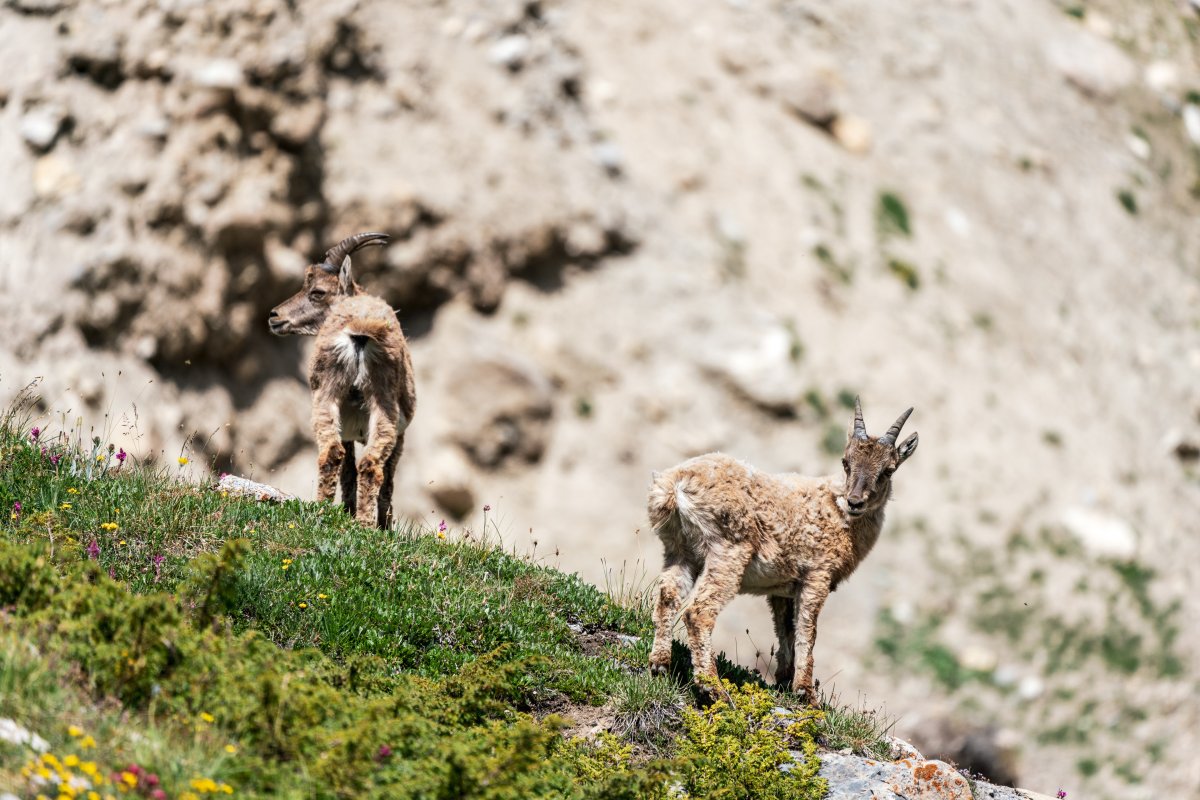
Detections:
339,441,357,517
770,596,796,687
376,434,403,530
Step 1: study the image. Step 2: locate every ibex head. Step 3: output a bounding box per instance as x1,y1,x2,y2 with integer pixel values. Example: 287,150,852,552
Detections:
840,397,918,517
268,232,390,336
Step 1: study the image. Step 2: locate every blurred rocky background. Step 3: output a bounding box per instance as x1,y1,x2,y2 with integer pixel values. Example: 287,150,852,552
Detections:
2,0,1199,796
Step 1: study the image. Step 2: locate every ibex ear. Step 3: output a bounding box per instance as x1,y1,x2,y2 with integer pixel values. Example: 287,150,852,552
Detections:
896,432,919,464
338,255,353,295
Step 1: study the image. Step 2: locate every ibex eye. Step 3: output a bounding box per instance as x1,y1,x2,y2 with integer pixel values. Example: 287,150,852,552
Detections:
310,290,327,300
841,459,849,472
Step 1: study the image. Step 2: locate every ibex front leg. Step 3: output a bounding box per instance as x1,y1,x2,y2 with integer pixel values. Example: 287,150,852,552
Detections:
793,572,832,706
355,399,400,528
312,397,345,503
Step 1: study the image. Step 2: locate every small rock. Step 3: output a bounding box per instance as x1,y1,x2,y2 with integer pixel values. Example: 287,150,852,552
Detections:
1126,133,1150,160
193,58,243,90
1046,33,1135,101
832,114,872,154
426,449,477,519
489,35,530,70
215,474,296,503
958,645,997,673
1017,675,1044,701
591,142,623,176
1059,506,1137,560
33,154,81,198
776,68,841,128
1143,60,1179,93
1182,104,1200,147
20,107,66,152
135,114,170,141
616,634,640,646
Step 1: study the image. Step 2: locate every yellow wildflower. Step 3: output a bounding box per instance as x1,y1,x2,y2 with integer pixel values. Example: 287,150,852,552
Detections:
113,508,120,514
178,456,189,466
80,735,96,749
220,785,233,794
121,770,137,787
60,502,72,510
180,794,200,800
287,522,296,529
88,793,100,800
81,761,98,777
36,766,52,779
190,777,218,793
100,522,119,531
67,487,79,494
298,602,308,609
96,454,105,462
63,754,80,767
224,744,237,754
118,540,126,546
68,725,83,737
317,593,328,599
42,753,60,766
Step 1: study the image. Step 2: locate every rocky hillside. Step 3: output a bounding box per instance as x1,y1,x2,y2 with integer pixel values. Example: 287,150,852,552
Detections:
2,0,1199,796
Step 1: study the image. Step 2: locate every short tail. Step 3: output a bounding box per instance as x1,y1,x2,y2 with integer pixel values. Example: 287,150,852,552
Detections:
647,470,680,532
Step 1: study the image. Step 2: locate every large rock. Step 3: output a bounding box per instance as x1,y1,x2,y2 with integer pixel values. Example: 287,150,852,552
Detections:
443,352,554,470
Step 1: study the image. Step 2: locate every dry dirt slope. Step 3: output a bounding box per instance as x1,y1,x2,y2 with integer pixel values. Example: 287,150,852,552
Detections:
1,0,1199,796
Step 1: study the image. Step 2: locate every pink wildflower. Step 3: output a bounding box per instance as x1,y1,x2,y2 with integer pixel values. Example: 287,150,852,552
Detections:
438,519,447,533
1057,791,1066,799
376,744,393,762
30,427,39,440
152,553,165,582
116,447,127,464
87,539,100,560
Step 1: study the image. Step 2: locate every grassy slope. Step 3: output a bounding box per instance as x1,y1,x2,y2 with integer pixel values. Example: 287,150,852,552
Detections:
0,406,874,799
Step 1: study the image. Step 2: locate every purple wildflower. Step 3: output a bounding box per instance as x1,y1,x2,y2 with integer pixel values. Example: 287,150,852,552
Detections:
49,453,61,466
87,539,100,560
10,501,21,520
375,744,393,762
116,447,127,464
30,427,39,441
438,519,447,533
483,504,491,512
1057,792,1066,799
152,553,165,582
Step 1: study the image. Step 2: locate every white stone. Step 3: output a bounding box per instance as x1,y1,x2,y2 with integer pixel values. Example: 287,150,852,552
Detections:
959,645,998,673
1059,506,1137,560
20,107,65,152
489,35,530,69
1126,133,1150,160
832,114,872,154
1017,675,1044,701
1143,60,1179,93
193,59,243,90
1182,104,1200,147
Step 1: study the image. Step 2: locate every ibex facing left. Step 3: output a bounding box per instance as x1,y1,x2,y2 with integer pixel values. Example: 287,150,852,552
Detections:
269,232,416,529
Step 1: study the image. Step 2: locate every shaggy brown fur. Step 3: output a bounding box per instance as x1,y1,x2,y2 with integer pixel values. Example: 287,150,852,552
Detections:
647,398,918,704
269,232,416,528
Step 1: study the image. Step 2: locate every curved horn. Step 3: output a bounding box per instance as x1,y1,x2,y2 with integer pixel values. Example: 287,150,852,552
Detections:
853,395,868,440
319,231,391,272
879,407,913,446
